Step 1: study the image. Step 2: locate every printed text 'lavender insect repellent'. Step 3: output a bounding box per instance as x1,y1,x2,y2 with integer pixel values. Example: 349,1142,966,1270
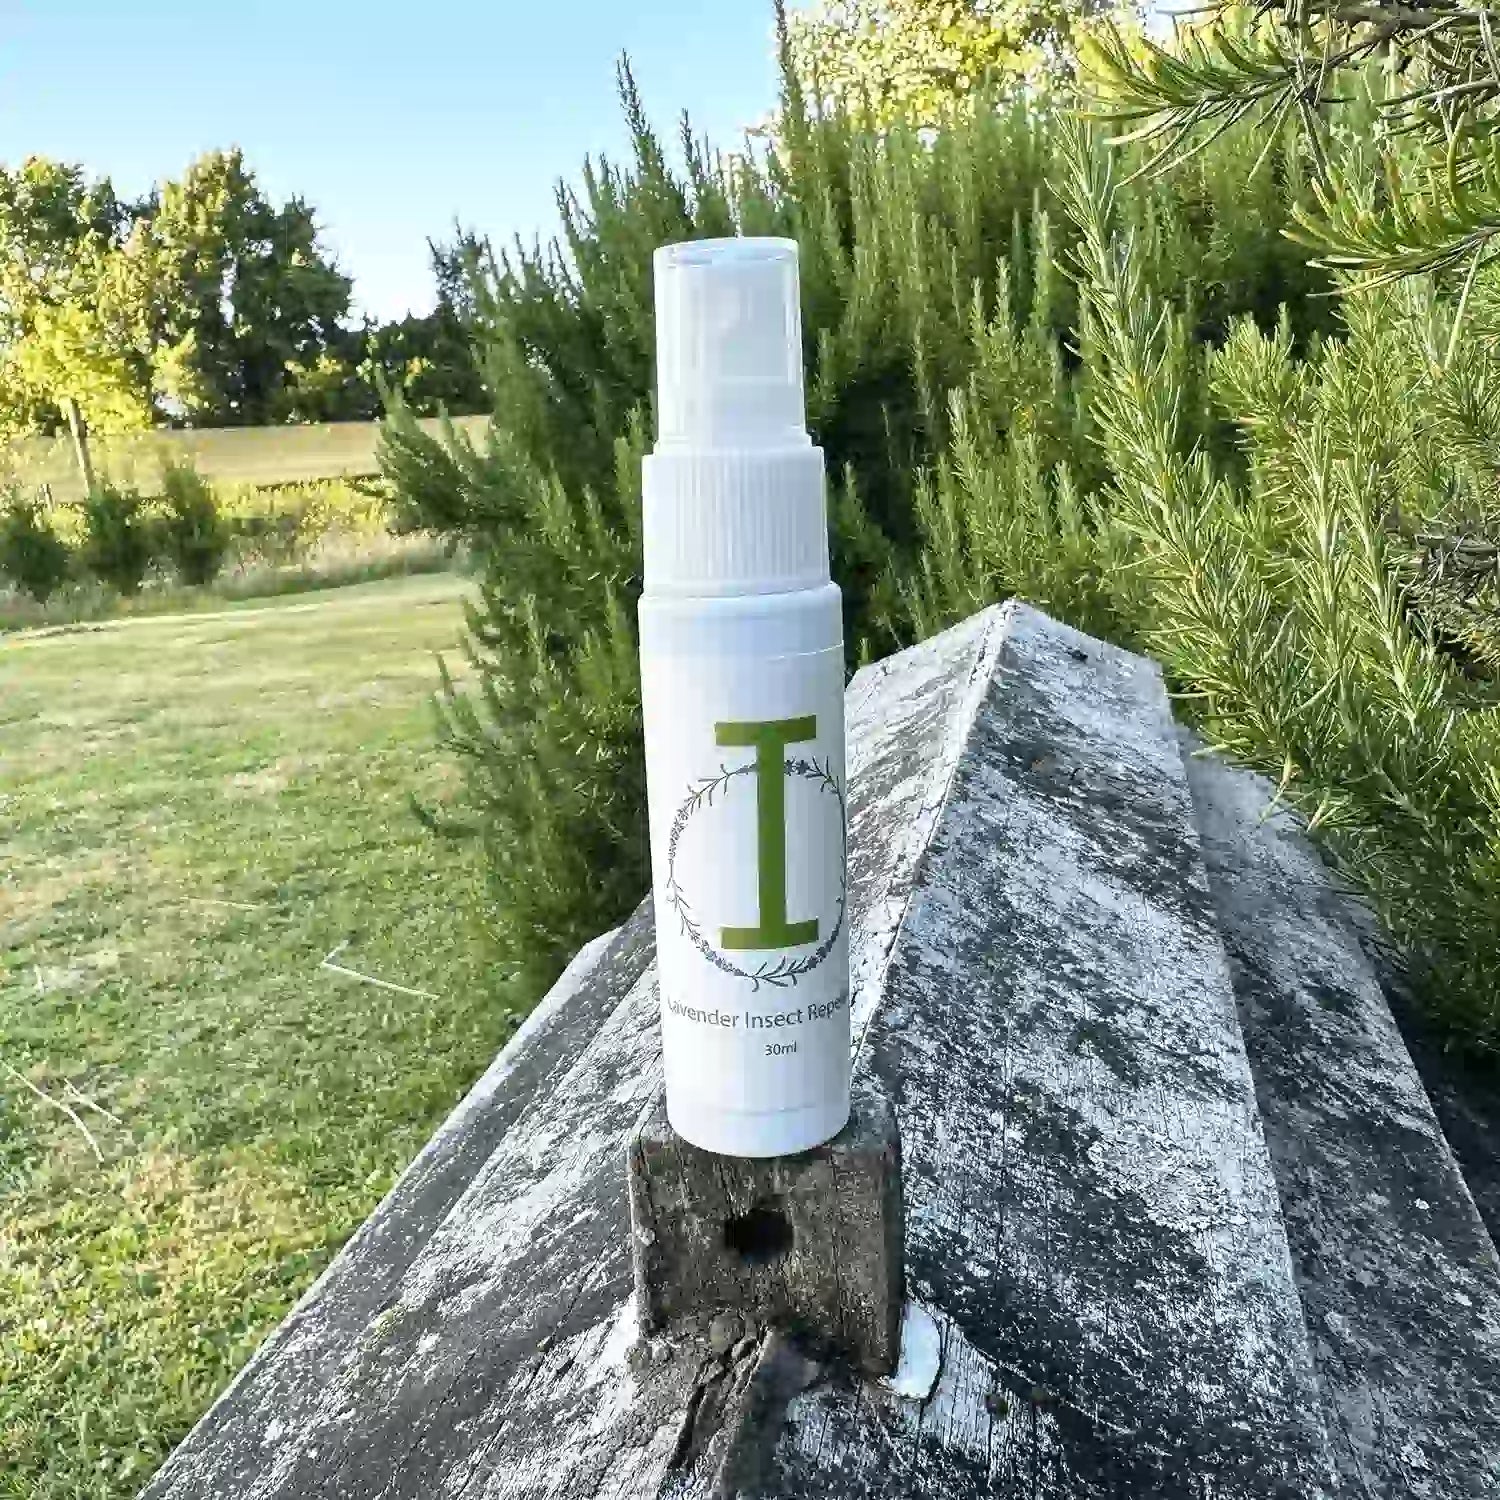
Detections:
640,237,850,1158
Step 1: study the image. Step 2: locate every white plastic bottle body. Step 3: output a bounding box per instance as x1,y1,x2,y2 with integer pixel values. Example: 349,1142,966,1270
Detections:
640,584,850,1157
641,234,848,1156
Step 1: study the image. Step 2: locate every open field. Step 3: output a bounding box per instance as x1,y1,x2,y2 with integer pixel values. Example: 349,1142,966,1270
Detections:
0,574,513,1499
2,414,490,503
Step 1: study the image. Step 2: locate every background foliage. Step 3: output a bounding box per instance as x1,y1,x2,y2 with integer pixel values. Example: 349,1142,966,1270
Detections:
382,42,1335,983
78,482,154,596
1086,1,1500,283
156,460,231,586
0,152,485,444
385,21,1499,1045
0,460,447,628
786,0,1138,122
0,488,70,601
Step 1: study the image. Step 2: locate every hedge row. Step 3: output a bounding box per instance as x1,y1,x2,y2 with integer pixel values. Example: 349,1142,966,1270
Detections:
0,463,231,601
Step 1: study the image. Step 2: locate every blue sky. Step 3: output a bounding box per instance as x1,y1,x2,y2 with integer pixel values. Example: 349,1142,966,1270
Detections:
0,1,784,321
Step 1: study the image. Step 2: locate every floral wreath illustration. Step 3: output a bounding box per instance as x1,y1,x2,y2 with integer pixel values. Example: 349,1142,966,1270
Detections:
664,755,847,993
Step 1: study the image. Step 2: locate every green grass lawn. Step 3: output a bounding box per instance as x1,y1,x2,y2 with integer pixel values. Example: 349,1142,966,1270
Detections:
0,574,513,1499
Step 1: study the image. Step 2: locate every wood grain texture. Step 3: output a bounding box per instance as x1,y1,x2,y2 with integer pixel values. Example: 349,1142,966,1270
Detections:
767,606,1334,1499
138,918,649,1500
629,1085,904,1373
1185,737,1500,1499
143,606,1006,1500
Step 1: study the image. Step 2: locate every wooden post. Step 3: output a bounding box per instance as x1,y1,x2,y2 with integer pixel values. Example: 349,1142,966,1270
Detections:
65,397,96,495
628,1084,904,1374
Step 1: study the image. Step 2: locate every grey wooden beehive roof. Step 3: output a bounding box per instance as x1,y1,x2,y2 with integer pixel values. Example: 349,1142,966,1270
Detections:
144,603,1500,1500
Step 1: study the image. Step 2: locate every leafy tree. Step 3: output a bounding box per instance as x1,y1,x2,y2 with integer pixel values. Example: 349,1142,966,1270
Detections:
355,237,487,418
1085,2,1500,284
352,314,470,417
5,294,153,436
1,148,495,442
0,159,152,438
140,148,356,425
0,150,358,437
786,0,1136,123
431,227,488,325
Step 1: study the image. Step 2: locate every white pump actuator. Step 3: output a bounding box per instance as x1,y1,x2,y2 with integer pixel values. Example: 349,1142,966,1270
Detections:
653,236,808,452
642,238,830,599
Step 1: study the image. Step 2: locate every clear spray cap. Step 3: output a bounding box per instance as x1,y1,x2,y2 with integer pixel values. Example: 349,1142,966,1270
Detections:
653,237,809,452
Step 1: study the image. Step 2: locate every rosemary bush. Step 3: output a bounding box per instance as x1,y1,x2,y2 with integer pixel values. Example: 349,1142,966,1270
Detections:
385,48,1499,1043
1085,2,1500,283
1072,133,1500,1041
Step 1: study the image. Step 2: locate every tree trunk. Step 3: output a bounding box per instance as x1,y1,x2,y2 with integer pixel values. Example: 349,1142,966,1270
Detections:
65,397,96,495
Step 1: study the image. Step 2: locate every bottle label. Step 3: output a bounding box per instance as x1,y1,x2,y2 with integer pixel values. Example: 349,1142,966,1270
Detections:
642,643,849,1128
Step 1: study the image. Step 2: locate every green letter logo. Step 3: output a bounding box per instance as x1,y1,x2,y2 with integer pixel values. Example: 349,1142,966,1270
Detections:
715,716,818,950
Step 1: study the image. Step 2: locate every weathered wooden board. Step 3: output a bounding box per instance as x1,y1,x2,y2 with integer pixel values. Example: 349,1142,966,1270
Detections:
769,606,1334,1498
143,607,1007,1499
158,605,1473,1497
138,918,650,1499
1185,739,1500,1499
1376,955,1500,1252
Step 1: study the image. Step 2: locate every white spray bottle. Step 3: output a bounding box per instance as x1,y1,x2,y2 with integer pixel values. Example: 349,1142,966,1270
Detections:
639,237,850,1158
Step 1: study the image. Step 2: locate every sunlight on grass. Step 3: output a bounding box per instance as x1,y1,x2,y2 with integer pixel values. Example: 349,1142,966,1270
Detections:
0,573,511,1499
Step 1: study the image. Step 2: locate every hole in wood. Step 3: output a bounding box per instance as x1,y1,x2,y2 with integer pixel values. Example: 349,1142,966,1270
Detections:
723,1198,794,1266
